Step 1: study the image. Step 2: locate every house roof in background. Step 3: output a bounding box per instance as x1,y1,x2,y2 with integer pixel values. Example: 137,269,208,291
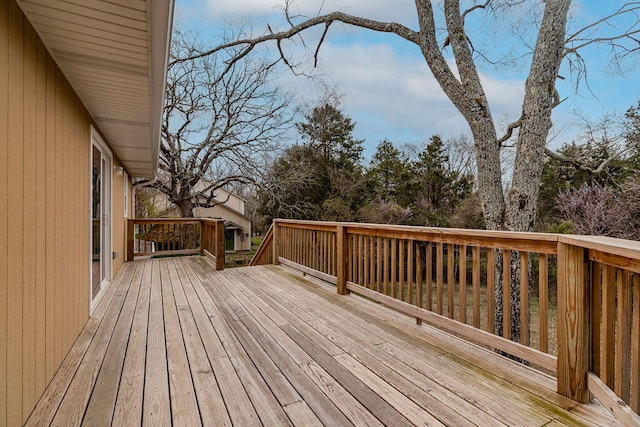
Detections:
16,0,174,178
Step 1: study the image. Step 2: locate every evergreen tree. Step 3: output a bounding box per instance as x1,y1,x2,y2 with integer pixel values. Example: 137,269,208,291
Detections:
258,99,365,224
407,136,474,226
367,139,410,205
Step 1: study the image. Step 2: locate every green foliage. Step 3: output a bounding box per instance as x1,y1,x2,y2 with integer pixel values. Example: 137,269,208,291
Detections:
257,100,366,225
546,220,575,234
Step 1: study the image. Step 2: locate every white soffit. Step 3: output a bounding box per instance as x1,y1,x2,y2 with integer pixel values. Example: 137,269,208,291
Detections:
17,0,174,178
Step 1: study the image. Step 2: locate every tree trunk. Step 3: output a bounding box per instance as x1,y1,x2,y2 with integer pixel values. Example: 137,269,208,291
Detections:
506,0,571,233
178,201,195,218
498,0,571,340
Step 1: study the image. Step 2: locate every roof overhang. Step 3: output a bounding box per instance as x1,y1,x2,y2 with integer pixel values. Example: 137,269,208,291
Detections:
16,0,174,178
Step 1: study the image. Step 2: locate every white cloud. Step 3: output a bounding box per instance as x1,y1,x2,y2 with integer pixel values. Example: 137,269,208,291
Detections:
274,41,526,157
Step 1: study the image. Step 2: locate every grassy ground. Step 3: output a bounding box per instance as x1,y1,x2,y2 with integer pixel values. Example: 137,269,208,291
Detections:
224,236,264,268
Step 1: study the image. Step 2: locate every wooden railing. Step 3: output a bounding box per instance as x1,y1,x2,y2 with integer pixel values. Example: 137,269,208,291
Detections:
252,219,640,425
127,218,225,270
251,223,274,266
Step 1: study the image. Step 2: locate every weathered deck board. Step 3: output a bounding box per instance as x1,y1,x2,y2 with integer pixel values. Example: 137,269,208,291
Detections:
26,257,619,426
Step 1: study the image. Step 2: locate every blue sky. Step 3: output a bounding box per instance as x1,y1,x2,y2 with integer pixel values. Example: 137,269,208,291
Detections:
176,0,640,159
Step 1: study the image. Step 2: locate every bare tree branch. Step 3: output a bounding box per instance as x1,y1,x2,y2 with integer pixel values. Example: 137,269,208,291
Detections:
175,12,420,64
461,0,492,24
544,146,630,175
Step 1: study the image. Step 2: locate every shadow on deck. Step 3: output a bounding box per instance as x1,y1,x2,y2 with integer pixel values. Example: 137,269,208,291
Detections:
26,257,616,426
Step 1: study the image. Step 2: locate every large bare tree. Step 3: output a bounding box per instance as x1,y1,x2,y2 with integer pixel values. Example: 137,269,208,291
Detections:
184,1,640,338
140,26,295,217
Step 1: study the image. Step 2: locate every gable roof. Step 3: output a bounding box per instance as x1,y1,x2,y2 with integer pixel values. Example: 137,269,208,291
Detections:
16,0,174,178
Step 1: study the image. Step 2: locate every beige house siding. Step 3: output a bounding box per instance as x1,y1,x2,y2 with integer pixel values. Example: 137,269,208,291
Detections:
194,205,252,251
0,1,131,424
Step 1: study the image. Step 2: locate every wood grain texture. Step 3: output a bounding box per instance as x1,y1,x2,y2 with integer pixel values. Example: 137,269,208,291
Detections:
632,273,640,413
601,264,616,388
556,243,590,403
539,253,549,353
26,258,617,426
615,270,632,402
0,0,7,421
587,372,640,427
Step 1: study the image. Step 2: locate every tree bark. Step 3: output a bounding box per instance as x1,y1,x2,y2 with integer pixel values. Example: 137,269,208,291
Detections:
498,0,571,339
506,0,571,232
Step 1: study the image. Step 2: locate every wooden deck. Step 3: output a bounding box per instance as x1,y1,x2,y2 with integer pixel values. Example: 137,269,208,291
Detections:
26,257,617,426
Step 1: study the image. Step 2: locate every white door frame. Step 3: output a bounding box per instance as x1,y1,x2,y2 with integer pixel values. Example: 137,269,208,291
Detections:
89,126,113,314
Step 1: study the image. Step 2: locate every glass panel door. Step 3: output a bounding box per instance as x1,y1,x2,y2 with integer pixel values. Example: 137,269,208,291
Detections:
91,136,112,304
92,145,102,298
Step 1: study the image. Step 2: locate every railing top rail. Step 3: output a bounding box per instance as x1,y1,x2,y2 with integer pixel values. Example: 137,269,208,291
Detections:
559,234,640,260
275,218,559,240
131,218,202,224
275,219,562,253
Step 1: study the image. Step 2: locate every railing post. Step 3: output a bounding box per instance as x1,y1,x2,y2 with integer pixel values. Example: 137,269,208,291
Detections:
126,219,135,261
336,225,349,295
272,219,280,265
557,241,591,403
215,220,225,270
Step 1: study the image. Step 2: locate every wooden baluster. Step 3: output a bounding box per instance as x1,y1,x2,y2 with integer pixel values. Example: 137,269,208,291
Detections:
426,242,432,311
460,245,467,324
303,229,308,267
520,252,529,346
364,235,370,289
436,242,443,315
631,273,640,413
322,231,326,273
391,238,397,299
383,237,389,296
448,244,455,319
407,240,414,305
376,236,382,293
355,234,364,285
472,246,480,328
616,269,632,403
589,261,600,373
503,249,511,340
487,248,495,334
602,264,616,388
399,239,405,302
416,244,423,312
539,253,549,353
370,235,376,292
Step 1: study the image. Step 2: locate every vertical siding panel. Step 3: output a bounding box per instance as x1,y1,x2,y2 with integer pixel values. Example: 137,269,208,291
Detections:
22,18,37,419
62,79,71,353
75,100,85,332
73,99,79,334
54,68,63,367
0,0,8,423
34,37,47,398
81,114,89,322
44,54,56,383
6,2,24,425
